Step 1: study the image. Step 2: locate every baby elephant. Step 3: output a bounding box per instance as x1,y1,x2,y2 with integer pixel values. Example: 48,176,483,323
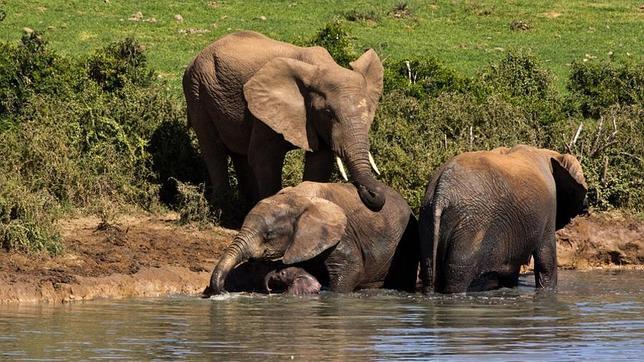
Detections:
264,267,322,295
419,145,588,294
209,181,419,294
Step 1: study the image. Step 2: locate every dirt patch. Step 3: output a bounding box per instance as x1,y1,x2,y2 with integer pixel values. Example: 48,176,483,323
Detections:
557,210,643,269
542,11,562,19
0,211,641,303
0,213,235,303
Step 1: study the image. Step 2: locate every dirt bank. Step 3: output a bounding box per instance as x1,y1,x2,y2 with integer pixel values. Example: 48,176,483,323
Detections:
0,213,235,303
556,210,643,269
0,211,641,303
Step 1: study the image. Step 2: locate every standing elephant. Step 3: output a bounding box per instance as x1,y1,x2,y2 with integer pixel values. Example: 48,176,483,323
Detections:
208,181,419,294
419,145,588,294
183,31,385,211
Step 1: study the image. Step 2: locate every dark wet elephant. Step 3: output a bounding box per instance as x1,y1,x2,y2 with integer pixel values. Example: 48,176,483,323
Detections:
419,145,588,294
208,182,419,294
183,31,385,211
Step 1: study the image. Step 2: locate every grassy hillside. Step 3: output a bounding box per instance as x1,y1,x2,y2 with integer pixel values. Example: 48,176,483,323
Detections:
1,1,642,90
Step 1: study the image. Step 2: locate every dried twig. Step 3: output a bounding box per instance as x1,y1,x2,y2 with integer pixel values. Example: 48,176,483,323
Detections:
569,122,583,150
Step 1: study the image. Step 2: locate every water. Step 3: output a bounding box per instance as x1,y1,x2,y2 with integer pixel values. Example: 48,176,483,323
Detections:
0,270,642,360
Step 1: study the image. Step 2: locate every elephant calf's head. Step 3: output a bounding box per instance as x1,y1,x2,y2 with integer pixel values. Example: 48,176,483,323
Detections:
264,267,321,295
209,191,347,294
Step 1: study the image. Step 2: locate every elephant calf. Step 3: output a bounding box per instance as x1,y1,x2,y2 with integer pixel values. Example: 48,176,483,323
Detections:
264,267,321,295
419,145,588,294
209,182,419,294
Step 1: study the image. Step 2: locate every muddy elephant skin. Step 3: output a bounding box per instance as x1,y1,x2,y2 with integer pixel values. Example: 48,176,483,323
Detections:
419,145,588,294
209,182,419,294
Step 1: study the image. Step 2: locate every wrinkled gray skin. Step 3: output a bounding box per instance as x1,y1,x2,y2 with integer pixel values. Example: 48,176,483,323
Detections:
208,181,419,294
183,31,386,211
419,145,588,294
264,267,321,295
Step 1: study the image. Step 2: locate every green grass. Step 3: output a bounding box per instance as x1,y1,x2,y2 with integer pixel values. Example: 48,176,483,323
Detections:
1,1,642,90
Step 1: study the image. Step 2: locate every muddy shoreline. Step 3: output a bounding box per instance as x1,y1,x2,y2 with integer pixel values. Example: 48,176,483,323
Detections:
0,211,641,304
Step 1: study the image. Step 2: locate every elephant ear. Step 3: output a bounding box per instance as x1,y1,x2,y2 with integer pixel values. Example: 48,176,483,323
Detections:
350,49,384,111
551,154,588,229
244,57,319,151
283,197,347,264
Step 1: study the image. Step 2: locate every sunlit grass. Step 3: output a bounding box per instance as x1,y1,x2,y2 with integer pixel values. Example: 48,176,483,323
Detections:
1,1,641,91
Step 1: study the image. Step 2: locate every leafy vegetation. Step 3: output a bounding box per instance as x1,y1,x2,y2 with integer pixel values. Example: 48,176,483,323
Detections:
0,12,641,253
0,33,196,253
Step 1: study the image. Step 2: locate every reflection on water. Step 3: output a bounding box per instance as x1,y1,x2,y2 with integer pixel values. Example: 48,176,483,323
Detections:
0,270,642,360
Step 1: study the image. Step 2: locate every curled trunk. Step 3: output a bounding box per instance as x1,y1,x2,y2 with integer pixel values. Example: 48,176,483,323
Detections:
343,136,385,211
209,237,248,294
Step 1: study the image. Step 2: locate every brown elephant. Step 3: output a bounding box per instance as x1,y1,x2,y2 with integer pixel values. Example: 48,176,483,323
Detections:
419,145,588,294
264,267,322,295
183,31,385,212
208,181,419,294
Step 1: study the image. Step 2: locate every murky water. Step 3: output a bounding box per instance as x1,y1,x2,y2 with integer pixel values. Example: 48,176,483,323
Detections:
0,270,642,360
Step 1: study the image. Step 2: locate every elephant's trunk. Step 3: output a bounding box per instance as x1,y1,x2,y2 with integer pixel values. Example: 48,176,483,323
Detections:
209,236,250,294
264,270,277,293
343,133,385,211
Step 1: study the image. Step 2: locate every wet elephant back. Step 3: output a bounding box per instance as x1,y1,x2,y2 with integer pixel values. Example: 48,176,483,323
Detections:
319,183,412,285
437,153,553,287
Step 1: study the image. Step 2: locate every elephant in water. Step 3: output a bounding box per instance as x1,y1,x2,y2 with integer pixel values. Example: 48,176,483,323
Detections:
207,182,419,294
264,267,322,295
183,31,385,212
419,145,588,294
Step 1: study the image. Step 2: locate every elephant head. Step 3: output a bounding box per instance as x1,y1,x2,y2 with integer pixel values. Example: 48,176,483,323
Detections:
243,49,385,211
209,192,347,294
549,153,588,229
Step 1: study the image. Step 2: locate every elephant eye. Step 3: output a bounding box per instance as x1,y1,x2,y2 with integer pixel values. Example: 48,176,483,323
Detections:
264,231,274,240
323,108,333,117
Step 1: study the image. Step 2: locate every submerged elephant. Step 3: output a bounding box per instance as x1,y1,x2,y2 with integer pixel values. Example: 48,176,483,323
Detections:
208,182,419,294
183,31,385,211
419,145,588,294
264,267,322,295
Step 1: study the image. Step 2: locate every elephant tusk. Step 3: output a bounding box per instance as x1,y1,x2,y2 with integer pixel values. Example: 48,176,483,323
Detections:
368,152,381,175
335,157,349,181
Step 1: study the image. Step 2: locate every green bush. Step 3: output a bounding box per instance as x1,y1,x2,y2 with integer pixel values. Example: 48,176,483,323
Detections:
567,60,644,118
383,57,473,98
548,104,643,209
478,51,564,124
0,178,62,254
87,38,155,92
307,21,356,67
0,31,82,126
0,32,194,252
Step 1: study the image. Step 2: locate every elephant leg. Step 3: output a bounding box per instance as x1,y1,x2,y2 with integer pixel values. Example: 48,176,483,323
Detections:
230,153,258,208
326,249,364,293
188,104,232,203
303,148,334,182
248,125,288,202
440,263,479,293
533,234,557,289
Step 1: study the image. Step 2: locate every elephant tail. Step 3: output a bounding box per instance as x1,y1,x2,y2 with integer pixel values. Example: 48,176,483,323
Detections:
182,61,201,129
431,204,443,290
